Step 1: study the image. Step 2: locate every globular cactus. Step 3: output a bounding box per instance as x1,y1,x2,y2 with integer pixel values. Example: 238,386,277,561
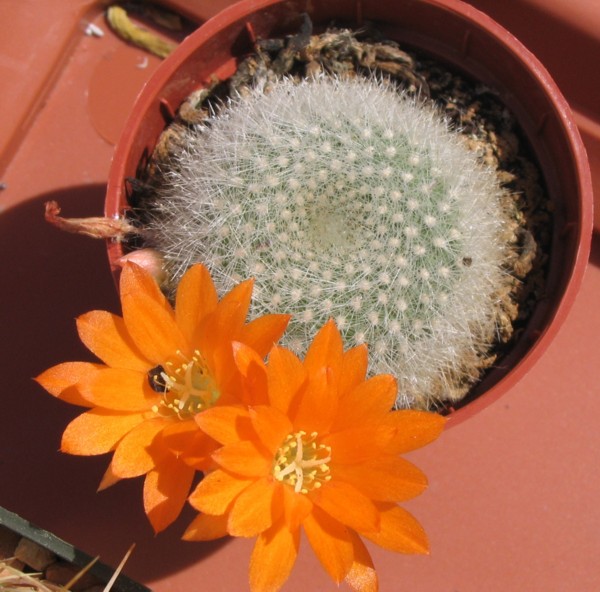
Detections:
146,75,514,409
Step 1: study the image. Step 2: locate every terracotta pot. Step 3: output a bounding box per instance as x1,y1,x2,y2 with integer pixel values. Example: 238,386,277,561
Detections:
105,0,593,424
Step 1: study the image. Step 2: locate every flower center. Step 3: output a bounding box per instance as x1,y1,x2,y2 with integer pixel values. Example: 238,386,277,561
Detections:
273,431,332,494
148,350,220,420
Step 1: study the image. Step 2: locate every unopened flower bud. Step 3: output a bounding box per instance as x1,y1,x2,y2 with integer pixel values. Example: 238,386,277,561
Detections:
116,249,166,284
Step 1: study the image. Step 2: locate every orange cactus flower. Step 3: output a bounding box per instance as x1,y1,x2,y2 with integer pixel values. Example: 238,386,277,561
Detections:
36,262,290,533
184,320,446,592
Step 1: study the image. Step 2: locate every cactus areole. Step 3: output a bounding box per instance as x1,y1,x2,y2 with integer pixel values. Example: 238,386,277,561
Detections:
105,0,593,420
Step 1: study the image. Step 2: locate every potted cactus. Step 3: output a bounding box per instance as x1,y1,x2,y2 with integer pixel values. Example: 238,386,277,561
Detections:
32,1,592,590
104,0,592,420
141,73,518,411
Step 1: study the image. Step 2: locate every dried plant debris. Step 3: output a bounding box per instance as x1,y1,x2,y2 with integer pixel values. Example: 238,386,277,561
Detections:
0,532,103,592
44,201,138,240
128,21,550,410
0,526,136,592
106,5,177,58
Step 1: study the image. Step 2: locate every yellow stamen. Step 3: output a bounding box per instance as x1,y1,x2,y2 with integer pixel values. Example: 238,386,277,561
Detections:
149,349,220,420
273,431,332,494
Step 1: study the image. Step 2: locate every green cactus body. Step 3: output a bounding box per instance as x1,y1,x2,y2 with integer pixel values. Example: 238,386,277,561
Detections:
147,76,513,408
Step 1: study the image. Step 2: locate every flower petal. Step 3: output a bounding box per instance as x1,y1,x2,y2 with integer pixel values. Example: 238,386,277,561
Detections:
364,503,429,555
333,456,428,502
97,462,121,491
232,342,269,405
183,513,229,541
158,423,220,471
249,406,292,453
189,469,252,515
195,405,253,445
338,344,368,397
193,279,253,351
344,531,378,592
35,362,101,407
236,314,291,358
303,320,343,378
313,480,379,534
291,366,338,434
120,261,171,308
78,367,159,411
228,477,276,537
331,374,397,432
61,409,145,455
157,420,200,455
216,278,253,327
249,521,299,592
122,291,187,365
120,263,187,363
175,264,219,342
233,343,264,377
279,482,313,532
76,311,150,372
266,346,306,414
383,410,447,454
212,441,272,477
303,506,354,584
111,418,169,478
143,453,195,533
322,425,393,464
180,434,222,471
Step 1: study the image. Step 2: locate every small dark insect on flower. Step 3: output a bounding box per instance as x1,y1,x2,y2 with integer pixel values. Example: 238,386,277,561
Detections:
148,365,167,392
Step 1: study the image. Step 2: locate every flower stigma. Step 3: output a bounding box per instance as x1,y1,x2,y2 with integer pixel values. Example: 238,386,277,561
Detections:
148,349,220,420
273,431,332,494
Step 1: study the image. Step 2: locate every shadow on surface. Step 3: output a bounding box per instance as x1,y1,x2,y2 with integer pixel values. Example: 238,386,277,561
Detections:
587,231,600,268
590,231,600,267
0,185,227,584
